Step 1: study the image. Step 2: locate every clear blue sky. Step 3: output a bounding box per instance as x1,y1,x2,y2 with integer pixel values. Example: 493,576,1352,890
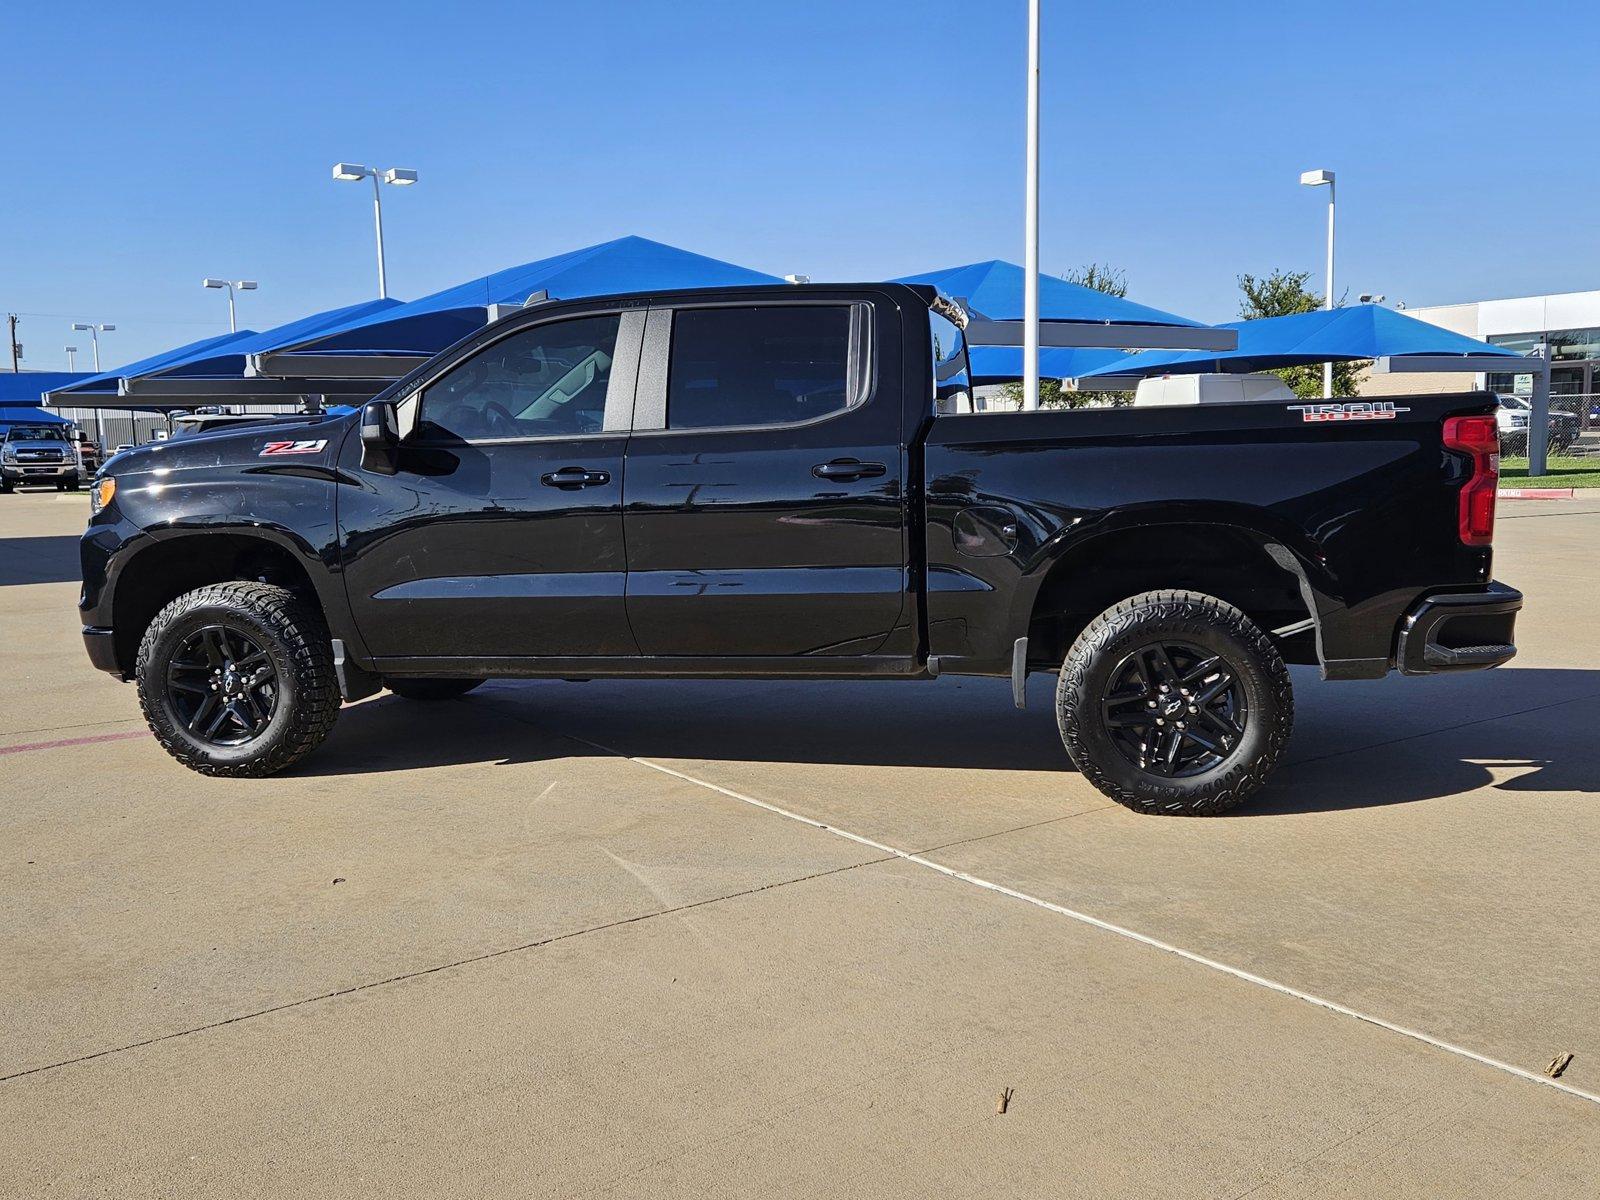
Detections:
4,0,1595,367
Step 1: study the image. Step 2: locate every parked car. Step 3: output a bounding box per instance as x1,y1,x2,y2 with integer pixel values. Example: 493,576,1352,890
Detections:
78,283,1520,815
1,424,81,492
1495,393,1579,455
73,432,102,477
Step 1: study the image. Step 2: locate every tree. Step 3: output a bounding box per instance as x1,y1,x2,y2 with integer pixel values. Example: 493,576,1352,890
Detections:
998,263,1133,409
1236,268,1365,399
1064,262,1128,298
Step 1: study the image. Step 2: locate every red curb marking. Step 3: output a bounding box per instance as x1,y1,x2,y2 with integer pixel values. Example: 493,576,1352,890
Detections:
1498,488,1575,500
0,730,147,756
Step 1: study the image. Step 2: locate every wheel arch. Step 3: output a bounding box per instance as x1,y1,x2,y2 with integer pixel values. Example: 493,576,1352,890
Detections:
1016,516,1333,671
103,525,350,677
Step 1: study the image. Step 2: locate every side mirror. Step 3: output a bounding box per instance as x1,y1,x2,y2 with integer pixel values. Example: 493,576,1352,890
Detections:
360,401,401,474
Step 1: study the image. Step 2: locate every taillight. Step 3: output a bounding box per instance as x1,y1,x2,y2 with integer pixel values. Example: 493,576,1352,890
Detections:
1443,414,1498,546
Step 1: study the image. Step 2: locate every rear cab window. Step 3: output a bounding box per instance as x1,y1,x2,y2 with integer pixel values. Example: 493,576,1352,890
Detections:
664,304,869,431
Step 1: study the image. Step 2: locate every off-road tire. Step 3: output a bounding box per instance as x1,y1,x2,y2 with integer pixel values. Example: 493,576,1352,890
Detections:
136,582,340,777
386,677,486,701
1056,589,1294,816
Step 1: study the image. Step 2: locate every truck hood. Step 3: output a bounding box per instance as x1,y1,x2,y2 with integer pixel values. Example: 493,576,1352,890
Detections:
103,413,352,476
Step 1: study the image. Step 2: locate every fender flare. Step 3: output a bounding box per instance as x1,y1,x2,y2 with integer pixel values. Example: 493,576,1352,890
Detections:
104,521,365,661
1006,512,1341,665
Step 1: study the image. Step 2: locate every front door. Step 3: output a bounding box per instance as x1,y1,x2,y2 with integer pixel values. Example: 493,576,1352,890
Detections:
340,309,642,662
621,298,910,658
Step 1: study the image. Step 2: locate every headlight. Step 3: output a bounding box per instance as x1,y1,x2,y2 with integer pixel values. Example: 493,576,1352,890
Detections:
1,449,15,462
90,477,116,515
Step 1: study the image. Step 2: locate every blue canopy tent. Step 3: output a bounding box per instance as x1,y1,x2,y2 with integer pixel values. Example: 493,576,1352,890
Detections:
114,298,403,404
893,260,1234,407
252,235,783,381
1,374,83,435
1073,304,1564,471
45,331,259,403
1,372,91,408
1076,304,1523,379
967,346,1129,383
896,259,1203,328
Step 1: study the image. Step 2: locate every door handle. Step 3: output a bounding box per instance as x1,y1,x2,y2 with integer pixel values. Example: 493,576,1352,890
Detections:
541,466,611,489
812,458,886,481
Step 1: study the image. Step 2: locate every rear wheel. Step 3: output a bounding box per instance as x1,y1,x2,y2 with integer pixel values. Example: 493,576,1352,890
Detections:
1056,590,1294,815
136,582,340,777
386,677,486,701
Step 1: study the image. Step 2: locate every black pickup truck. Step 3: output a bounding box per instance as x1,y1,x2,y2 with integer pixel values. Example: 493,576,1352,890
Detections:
79,283,1521,814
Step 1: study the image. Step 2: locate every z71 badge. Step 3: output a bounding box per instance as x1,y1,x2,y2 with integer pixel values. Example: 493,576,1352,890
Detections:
1287,402,1410,423
259,439,329,456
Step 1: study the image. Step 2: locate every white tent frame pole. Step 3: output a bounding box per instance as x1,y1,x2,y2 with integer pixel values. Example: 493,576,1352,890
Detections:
1022,0,1041,412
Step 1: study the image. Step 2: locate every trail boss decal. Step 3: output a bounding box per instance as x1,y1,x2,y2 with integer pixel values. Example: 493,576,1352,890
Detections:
259,439,328,457
1287,402,1411,423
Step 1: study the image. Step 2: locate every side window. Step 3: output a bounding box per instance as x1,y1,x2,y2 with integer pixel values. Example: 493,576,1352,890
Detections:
418,314,620,441
666,306,855,430
929,310,971,414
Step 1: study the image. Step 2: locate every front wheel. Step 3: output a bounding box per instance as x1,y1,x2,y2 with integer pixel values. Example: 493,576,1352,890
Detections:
1056,590,1294,815
136,582,341,777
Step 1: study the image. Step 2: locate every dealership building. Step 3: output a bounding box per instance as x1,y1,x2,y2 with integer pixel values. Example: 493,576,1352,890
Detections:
1362,289,1600,411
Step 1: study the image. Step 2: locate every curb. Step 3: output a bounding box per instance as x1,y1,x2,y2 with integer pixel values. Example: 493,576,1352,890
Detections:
1498,488,1575,500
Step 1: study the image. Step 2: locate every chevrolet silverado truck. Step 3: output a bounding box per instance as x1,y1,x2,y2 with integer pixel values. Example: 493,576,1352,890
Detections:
78,283,1521,814
3,424,81,492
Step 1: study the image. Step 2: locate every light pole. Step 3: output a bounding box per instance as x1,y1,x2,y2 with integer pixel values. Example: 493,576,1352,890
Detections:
1021,0,1042,412
1300,168,1336,399
65,345,78,370
202,278,257,332
332,163,418,298
71,322,116,371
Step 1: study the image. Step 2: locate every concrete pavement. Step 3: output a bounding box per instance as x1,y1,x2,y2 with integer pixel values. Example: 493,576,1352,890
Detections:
2,489,1597,1197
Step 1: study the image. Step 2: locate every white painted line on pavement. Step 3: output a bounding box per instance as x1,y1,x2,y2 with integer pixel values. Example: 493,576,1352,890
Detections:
573,736,1600,1110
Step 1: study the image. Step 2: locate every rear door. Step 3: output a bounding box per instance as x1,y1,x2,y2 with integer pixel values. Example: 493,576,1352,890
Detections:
339,308,643,662
621,295,910,658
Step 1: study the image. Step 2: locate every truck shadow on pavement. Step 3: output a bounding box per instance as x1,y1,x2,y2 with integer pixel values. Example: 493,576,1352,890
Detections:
297,667,1600,816
0,536,80,586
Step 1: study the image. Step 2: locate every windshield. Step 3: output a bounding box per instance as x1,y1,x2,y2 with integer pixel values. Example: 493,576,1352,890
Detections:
4,425,68,442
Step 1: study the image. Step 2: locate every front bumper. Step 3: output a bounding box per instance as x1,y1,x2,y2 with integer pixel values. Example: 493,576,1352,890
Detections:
1395,581,1521,675
82,626,122,676
3,463,78,482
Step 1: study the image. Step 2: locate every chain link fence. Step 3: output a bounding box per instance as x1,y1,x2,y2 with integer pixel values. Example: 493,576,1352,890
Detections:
1515,393,1600,481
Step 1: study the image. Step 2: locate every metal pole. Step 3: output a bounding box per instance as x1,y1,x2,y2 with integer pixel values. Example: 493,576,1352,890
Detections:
371,172,388,299
90,327,101,372
1022,0,1041,412
1323,179,1336,399
226,285,237,333
1528,347,1550,477
7,314,18,372
65,348,76,370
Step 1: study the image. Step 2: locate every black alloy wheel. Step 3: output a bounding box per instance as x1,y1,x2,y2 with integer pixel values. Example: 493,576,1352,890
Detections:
1099,640,1247,778
164,625,279,746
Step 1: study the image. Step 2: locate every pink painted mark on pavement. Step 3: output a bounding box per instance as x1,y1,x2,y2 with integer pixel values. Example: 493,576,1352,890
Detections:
0,730,147,756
